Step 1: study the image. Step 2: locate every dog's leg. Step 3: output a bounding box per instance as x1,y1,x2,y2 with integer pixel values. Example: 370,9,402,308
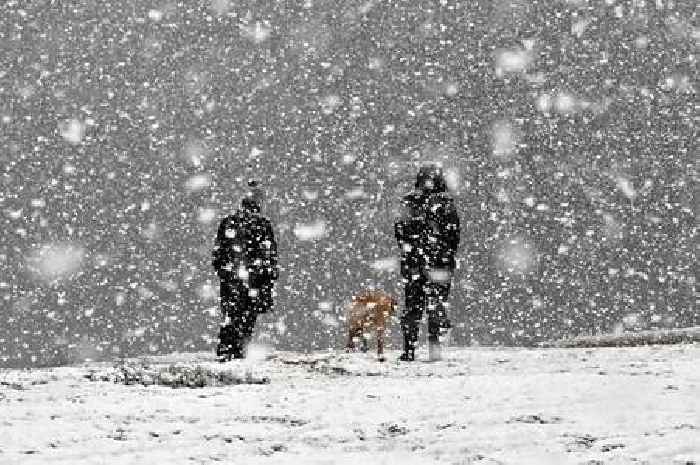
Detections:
360,330,369,353
346,326,357,352
377,326,385,362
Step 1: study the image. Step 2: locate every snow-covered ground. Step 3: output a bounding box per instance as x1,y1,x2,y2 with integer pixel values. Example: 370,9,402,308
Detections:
1,345,698,465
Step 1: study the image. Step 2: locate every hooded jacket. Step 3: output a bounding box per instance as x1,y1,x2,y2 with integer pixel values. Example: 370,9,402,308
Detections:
395,165,460,279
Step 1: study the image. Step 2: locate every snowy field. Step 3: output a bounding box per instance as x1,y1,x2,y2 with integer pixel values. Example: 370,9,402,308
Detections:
1,344,698,465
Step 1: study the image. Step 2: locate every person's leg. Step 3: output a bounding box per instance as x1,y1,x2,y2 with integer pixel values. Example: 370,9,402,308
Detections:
240,306,259,356
426,281,452,333
360,330,369,353
376,326,386,361
228,281,250,358
400,279,424,361
217,281,234,359
346,325,358,351
426,281,451,361
257,282,274,314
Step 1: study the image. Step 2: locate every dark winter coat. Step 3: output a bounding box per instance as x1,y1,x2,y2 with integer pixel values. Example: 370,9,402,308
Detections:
395,167,460,281
212,199,279,287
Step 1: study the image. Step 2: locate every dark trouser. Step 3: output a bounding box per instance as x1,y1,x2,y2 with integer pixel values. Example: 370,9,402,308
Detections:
217,279,272,358
400,277,452,353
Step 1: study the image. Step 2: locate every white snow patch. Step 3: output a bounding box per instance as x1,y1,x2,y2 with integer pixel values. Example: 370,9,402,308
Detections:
293,220,327,241
58,119,85,145
2,346,697,464
26,242,85,283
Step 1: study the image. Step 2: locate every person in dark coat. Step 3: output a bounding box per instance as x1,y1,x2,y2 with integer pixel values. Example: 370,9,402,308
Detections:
212,181,279,360
395,164,460,361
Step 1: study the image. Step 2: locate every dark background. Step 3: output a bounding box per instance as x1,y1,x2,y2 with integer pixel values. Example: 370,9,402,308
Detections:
1,0,696,367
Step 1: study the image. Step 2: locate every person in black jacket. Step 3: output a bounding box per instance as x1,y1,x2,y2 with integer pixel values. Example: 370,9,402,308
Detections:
212,181,279,360
395,164,460,361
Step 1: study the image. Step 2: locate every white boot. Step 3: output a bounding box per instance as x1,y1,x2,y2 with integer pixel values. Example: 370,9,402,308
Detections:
428,337,442,362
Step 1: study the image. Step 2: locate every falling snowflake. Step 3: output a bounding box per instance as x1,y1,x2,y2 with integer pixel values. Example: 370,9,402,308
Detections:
293,220,327,241
492,120,518,158
240,22,272,44
58,119,85,145
26,242,86,283
370,257,399,273
197,207,217,224
185,174,212,193
494,48,532,77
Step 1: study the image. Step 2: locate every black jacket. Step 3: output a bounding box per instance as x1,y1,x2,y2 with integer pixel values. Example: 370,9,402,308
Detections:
395,170,460,279
212,199,279,285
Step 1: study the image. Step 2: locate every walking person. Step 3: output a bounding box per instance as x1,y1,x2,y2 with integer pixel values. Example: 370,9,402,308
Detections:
211,180,279,361
395,164,460,361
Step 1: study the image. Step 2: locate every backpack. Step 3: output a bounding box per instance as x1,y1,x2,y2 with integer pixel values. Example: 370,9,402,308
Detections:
395,192,459,279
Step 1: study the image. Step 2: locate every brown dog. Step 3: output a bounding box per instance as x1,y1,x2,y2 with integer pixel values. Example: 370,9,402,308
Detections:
345,290,397,360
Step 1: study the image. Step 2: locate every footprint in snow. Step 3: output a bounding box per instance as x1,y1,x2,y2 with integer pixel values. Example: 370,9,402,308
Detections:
507,414,563,424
